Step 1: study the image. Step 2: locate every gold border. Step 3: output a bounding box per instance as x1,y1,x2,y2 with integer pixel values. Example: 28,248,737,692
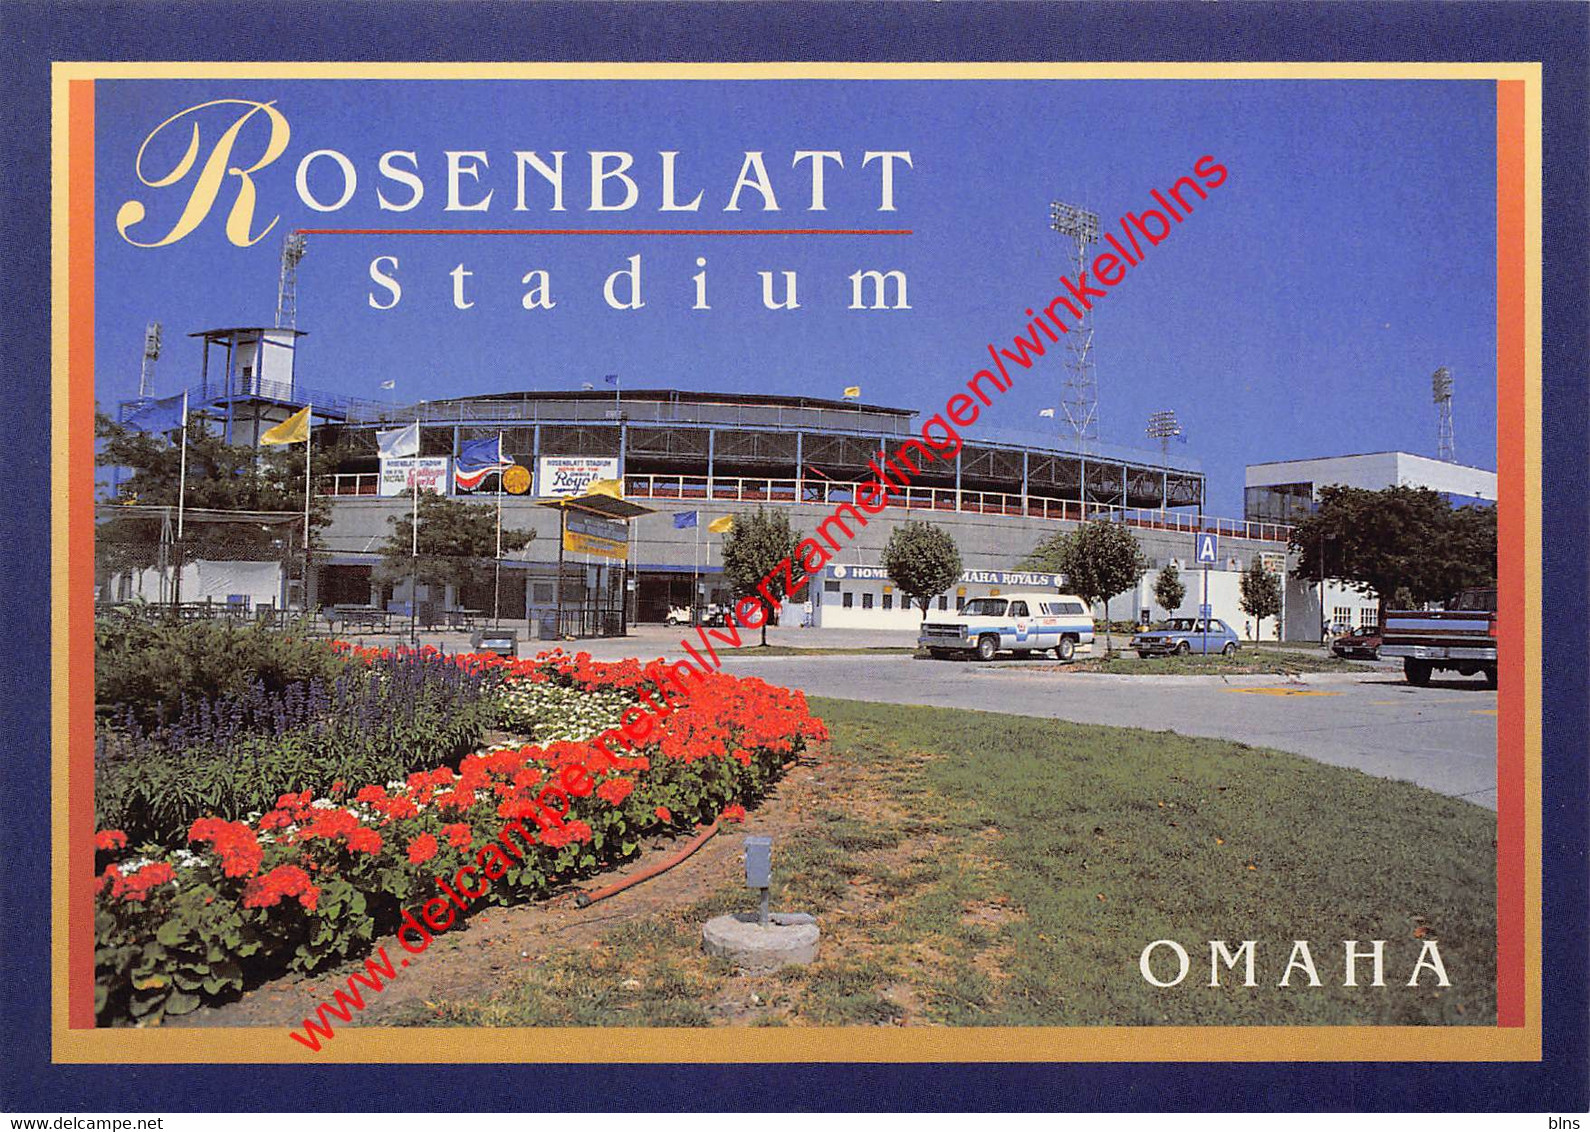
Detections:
52,59,1544,1064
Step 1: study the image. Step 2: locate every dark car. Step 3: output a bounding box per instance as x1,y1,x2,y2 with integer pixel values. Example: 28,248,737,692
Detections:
1332,625,1382,660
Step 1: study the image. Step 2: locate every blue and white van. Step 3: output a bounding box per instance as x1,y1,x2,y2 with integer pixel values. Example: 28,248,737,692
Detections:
918,593,1096,661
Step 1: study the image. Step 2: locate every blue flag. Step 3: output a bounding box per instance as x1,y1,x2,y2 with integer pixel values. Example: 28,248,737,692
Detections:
121,392,187,434
604,374,619,386
673,511,698,530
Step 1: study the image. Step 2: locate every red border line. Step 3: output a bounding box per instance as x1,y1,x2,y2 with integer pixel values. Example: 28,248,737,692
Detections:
294,227,912,236
1494,78,1526,1029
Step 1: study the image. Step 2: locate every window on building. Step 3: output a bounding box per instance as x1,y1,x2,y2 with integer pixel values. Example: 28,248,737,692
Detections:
938,596,948,610
1331,606,1353,628
824,581,841,593
531,582,555,604
882,593,893,610
862,592,874,610
1359,607,1379,629
1244,481,1317,524
842,592,853,608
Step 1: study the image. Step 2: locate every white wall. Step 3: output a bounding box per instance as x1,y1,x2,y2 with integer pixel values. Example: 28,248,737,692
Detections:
1246,451,1496,501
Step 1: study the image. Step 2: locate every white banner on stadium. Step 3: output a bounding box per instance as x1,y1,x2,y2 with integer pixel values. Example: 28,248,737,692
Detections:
378,456,450,496
537,455,620,497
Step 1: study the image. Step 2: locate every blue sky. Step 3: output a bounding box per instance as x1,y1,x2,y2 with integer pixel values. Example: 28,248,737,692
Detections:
94,77,1497,515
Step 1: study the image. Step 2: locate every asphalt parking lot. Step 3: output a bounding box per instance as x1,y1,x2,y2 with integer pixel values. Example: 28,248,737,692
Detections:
401,625,1496,809
713,653,1499,809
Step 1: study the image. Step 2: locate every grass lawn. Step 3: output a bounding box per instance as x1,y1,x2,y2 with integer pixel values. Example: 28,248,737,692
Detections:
1057,647,1361,675
395,698,1495,1028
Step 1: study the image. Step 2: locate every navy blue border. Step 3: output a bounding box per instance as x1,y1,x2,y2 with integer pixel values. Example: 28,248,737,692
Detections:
2,1,1584,1113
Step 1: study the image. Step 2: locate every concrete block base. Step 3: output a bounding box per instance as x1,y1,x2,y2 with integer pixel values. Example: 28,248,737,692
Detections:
701,912,820,973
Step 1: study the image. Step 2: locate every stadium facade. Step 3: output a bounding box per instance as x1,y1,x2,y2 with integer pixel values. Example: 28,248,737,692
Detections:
113,324,1384,640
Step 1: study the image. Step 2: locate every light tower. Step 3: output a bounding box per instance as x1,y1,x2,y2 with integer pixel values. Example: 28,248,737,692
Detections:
1432,366,1456,462
1049,201,1101,445
138,321,162,399
1146,409,1184,457
276,232,307,329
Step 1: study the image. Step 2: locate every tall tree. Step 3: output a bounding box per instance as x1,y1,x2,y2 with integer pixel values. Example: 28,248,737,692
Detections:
1238,561,1283,642
1290,484,1496,623
1025,520,1148,653
1152,561,1186,618
375,490,535,597
720,508,801,645
95,408,351,566
882,520,963,618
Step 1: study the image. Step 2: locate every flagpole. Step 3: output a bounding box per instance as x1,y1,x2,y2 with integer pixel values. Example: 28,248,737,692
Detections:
174,391,189,608
176,391,189,542
303,405,313,613
692,511,700,625
493,430,504,628
410,419,420,645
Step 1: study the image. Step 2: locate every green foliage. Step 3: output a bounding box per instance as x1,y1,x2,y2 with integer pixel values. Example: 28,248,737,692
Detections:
95,613,347,729
376,490,535,594
1152,561,1186,614
92,658,820,1026
1025,520,1148,650
95,409,349,546
1289,485,1496,613
720,508,802,644
882,520,963,616
1238,562,1283,640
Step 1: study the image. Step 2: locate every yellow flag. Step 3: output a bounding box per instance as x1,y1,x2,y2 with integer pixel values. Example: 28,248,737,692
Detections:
842,386,861,400
260,405,311,445
585,478,624,499
708,515,734,534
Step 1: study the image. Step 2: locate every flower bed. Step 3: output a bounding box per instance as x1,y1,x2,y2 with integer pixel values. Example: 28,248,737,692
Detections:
92,649,827,1026
96,646,503,846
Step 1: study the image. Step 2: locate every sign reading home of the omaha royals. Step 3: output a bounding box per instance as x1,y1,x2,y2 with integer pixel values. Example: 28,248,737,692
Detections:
538,456,621,497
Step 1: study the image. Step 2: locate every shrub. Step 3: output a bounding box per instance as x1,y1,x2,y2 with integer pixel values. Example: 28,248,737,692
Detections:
92,650,827,1026
96,648,502,845
95,613,348,730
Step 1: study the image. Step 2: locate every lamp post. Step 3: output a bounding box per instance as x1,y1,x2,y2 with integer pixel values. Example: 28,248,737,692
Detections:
1317,531,1337,648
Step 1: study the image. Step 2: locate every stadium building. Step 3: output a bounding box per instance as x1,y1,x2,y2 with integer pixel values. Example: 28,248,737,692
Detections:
111,324,1321,638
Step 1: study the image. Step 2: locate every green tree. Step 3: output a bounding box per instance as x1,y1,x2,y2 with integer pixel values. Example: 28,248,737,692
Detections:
882,520,963,618
1152,560,1186,617
1239,561,1283,642
1290,484,1496,624
720,508,802,645
1025,519,1148,653
376,490,535,599
95,408,353,578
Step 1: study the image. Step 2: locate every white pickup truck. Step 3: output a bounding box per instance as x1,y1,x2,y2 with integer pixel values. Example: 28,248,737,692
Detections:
918,592,1096,661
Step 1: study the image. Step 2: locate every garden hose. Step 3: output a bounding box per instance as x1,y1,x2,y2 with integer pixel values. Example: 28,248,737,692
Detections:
573,821,720,908
570,757,804,909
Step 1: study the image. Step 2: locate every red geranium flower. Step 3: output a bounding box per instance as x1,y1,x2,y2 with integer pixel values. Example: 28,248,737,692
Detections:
346,827,383,855
719,804,746,823
94,829,127,851
440,823,473,849
654,806,672,823
407,833,439,864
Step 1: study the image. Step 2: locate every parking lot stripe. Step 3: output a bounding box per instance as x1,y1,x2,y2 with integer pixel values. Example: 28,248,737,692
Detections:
1222,687,1341,697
